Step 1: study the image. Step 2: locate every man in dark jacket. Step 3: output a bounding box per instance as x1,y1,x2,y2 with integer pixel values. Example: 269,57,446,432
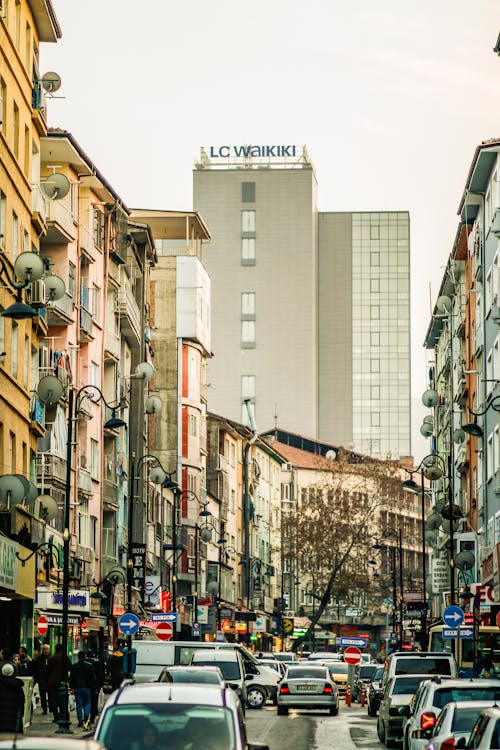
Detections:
0,662,25,733
69,651,96,728
17,646,34,677
46,644,69,723
108,641,124,691
34,644,51,714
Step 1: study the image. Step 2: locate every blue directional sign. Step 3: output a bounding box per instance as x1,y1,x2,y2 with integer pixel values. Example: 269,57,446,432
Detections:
118,613,140,635
443,627,474,639
339,636,368,648
443,606,464,629
151,612,178,623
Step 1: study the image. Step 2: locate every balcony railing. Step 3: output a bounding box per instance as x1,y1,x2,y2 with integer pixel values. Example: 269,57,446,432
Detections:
31,183,47,223
35,453,67,484
117,280,141,341
104,329,121,360
46,199,76,242
80,307,93,337
46,293,74,325
78,467,92,495
79,225,95,260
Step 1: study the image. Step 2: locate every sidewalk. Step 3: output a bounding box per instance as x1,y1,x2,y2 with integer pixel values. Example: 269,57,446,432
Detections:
27,708,94,738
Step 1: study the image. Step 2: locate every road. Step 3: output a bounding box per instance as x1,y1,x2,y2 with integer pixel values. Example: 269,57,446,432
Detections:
246,703,382,750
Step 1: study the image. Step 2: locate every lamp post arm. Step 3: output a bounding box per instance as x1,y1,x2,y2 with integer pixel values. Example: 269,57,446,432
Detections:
469,395,500,417
0,254,32,291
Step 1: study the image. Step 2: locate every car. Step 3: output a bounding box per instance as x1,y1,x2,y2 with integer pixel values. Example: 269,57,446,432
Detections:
308,651,340,661
425,700,498,750
158,665,225,685
403,678,500,750
322,660,349,696
382,652,458,690
277,664,339,716
0,742,104,750
378,674,430,747
189,648,250,707
367,665,385,716
274,652,298,664
466,706,500,749
258,658,286,678
94,682,270,750
352,663,379,702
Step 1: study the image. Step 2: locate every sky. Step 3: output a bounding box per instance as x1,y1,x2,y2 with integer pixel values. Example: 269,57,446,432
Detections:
42,0,500,461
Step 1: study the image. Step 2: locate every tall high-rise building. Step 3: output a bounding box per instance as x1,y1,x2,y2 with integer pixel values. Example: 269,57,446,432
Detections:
193,145,410,458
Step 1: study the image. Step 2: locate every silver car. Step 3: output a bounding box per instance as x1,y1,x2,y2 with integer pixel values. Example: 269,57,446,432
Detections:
425,701,498,750
378,674,429,747
277,665,339,716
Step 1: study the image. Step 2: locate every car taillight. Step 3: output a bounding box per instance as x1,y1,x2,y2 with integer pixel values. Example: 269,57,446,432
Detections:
421,712,436,730
323,685,333,694
280,684,290,694
440,738,455,750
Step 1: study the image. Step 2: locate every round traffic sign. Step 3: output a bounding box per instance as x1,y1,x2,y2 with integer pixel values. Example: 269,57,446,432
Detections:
343,646,362,665
37,615,48,636
156,621,174,641
496,611,500,630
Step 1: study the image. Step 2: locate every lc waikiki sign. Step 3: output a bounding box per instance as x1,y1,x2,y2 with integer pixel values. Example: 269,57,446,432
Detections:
207,145,300,159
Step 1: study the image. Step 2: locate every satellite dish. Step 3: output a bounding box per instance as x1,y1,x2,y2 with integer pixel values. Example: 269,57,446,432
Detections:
422,389,438,408
200,527,213,543
41,173,70,200
207,580,219,596
420,422,434,438
135,362,154,381
25,482,40,505
44,275,66,301
425,530,437,547
149,466,167,485
37,375,64,405
453,428,466,444
38,494,58,522
426,512,443,531
325,449,337,460
436,295,452,314
0,475,25,506
454,550,475,571
14,252,45,283
145,395,163,415
41,71,62,93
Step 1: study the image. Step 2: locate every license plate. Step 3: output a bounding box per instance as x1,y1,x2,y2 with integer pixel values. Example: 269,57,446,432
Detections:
297,684,316,692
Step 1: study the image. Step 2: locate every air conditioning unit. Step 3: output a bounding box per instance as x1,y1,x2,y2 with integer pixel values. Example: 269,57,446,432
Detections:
28,279,46,307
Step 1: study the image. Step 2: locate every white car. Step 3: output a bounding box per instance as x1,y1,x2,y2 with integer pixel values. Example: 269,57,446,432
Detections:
425,701,498,750
467,706,500,749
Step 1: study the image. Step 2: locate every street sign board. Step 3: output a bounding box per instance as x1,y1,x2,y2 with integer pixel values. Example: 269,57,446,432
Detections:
442,627,474,639
118,613,140,636
192,623,201,637
37,615,48,635
282,617,293,634
343,646,362,665
346,607,363,617
156,621,174,641
432,559,451,594
339,636,367,648
443,606,464,628
151,612,178,623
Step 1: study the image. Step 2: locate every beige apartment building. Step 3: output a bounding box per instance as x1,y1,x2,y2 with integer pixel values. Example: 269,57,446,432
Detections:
193,146,411,459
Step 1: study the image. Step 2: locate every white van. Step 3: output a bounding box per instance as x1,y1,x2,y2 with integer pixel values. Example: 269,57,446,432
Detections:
133,640,280,707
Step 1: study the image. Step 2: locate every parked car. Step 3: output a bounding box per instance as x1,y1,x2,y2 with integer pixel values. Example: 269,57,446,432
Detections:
382,652,458,691
378,674,430,747
277,664,339,716
403,678,500,750
424,700,498,750
94,682,270,750
367,665,385,717
466,706,500,749
158,665,225,685
352,663,378,702
308,651,340,661
322,660,349,696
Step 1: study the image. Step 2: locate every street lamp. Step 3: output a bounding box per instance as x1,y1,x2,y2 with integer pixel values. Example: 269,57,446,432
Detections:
0,251,65,319
461,395,500,438
374,528,403,648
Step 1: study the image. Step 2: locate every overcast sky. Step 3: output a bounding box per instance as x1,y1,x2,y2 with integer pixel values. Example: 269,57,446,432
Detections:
42,1,500,461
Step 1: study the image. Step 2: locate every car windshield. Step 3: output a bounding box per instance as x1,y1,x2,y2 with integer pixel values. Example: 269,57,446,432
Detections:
97,703,235,750
434,688,500,709
392,677,425,695
451,707,493,733
326,663,349,675
373,667,384,682
359,666,377,679
192,660,240,681
394,658,453,676
287,667,327,680
261,661,280,672
159,669,222,685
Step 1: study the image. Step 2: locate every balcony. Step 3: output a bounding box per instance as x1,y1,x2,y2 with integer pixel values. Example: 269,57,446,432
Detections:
79,307,94,341
79,225,95,262
102,528,117,561
104,329,121,361
30,395,45,436
78,467,92,496
31,82,47,135
46,293,74,326
45,199,77,244
117,280,141,343
35,453,67,486
31,184,47,234
104,480,119,509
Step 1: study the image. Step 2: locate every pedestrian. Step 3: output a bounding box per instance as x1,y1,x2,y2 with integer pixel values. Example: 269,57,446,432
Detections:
46,643,70,723
69,651,96,729
18,646,34,677
108,641,125,691
88,651,105,724
34,644,51,714
0,647,19,675
480,657,498,678
0,662,25,733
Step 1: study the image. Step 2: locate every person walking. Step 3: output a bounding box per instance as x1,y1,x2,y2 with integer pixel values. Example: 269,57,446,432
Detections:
0,662,26,733
69,651,96,729
0,648,19,675
18,646,34,677
46,643,69,723
108,641,125,691
34,644,51,714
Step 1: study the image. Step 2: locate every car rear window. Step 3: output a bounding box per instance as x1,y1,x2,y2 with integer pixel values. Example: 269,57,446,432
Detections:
394,658,453,676
451,707,493,733
326,663,349,675
392,677,425,695
434,688,500,710
192,660,240,681
360,666,377,679
287,667,327,680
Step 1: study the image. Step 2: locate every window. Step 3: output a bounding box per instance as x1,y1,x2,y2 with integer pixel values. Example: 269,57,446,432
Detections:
241,320,255,346
78,500,89,547
93,207,104,247
14,1,21,49
90,439,99,480
12,212,18,258
23,124,29,174
188,413,198,437
11,321,18,377
68,262,75,298
241,375,255,399
241,292,256,318
242,182,255,202
242,210,256,233
25,23,31,71
12,101,19,157
8,432,15,472
241,237,256,263
0,191,6,249
23,334,28,387
92,284,101,321
90,361,100,389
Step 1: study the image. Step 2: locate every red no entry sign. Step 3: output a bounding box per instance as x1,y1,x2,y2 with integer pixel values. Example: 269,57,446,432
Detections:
156,621,174,641
37,615,48,636
343,646,362,665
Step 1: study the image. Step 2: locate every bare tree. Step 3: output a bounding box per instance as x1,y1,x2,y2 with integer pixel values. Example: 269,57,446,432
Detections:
282,450,408,652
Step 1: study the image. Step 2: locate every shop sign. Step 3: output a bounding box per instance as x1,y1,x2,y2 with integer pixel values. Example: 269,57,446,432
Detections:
250,616,267,633
41,612,81,626
482,553,494,583
0,536,18,591
37,588,90,613
132,543,146,602
432,559,450,593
